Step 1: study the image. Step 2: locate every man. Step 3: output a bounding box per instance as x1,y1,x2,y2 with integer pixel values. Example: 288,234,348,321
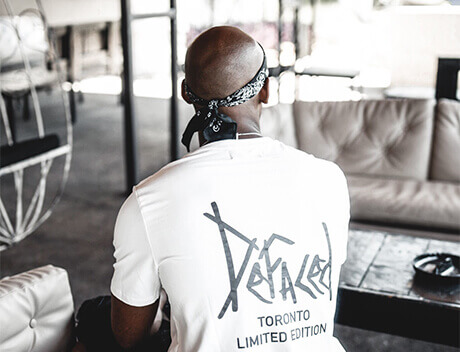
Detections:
110,26,350,351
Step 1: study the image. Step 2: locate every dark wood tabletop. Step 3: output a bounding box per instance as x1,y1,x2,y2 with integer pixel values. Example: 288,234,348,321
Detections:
336,230,460,347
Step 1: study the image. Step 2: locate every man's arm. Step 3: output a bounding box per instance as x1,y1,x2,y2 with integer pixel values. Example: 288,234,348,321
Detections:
110,192,163,350
111,295,159,350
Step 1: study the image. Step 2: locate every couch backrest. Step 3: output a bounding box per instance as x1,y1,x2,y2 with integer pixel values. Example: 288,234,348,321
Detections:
261,103,298,149
0,265,75,352
430,99,460,183
293,99,435,180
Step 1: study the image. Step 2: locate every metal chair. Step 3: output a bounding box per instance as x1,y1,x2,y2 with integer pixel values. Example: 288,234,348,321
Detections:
0,0,72,250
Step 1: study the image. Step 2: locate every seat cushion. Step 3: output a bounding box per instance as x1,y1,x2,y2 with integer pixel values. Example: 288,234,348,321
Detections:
293,99,435,180
0,265,75,352
0,134,60,168
347,175,460,231
430,99,460,183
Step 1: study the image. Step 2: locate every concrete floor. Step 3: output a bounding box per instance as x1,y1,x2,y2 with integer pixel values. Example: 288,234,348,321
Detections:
0,93,456,352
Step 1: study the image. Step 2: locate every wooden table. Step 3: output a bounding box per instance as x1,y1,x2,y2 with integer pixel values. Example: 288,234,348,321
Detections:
336,230,460,347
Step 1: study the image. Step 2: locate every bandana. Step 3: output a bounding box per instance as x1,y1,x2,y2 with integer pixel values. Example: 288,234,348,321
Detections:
181,44,269,152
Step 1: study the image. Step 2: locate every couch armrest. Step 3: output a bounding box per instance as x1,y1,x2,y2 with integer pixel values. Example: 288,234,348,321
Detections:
0,265,75,352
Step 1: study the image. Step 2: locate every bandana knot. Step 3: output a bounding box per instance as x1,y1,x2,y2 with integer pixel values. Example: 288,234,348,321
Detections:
208,100,219,111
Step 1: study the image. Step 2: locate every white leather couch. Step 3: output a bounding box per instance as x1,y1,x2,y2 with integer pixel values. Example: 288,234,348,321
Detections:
261,98,460,238
0,265,75,352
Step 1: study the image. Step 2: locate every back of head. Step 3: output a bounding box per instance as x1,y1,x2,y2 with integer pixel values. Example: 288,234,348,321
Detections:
181,26,269,151
185,26,264,101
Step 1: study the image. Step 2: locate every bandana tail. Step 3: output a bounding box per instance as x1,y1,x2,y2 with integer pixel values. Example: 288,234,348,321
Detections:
181,107,209,152
202,110,237,145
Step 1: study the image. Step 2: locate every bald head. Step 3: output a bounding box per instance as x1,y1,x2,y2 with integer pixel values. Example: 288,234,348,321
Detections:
184,26,264,101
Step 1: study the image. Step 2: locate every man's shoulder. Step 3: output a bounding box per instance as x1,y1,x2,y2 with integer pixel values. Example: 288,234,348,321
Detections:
280,142,345,179
133,148,213,195
135,159,187,192
286,146,348,201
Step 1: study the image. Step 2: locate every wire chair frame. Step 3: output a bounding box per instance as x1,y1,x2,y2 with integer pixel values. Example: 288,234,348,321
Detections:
0,0,72,251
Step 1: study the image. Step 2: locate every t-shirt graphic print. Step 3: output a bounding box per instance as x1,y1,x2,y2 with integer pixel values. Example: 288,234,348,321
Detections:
203,201,336,350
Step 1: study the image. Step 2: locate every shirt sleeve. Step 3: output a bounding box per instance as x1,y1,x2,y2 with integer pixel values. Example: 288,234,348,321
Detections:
336,167,350,264
110,191,161,307
326,164,350,265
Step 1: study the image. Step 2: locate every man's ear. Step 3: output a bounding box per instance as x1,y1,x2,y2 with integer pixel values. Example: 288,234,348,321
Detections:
181,79,192,104
259,77,269,104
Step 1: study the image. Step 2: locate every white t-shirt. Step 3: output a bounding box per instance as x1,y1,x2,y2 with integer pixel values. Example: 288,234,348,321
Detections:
111,137,350,352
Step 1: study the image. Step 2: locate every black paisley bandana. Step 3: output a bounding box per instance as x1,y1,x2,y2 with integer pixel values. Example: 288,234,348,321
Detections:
181,44,269,152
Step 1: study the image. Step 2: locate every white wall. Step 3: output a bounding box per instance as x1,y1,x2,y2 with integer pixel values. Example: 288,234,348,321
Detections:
313,4,460,88
383,6,460,87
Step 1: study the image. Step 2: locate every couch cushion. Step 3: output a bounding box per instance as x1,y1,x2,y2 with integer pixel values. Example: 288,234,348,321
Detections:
430,99,460,183
347,175,460,231
0,265,75,352
293,99,435,180
261,103,298,148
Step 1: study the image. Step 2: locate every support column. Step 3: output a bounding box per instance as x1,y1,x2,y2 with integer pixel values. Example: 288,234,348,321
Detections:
121,0,138,192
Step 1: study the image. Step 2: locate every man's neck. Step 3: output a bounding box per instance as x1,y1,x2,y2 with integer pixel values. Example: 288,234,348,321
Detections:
197,119,262,146
235,119,261,136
